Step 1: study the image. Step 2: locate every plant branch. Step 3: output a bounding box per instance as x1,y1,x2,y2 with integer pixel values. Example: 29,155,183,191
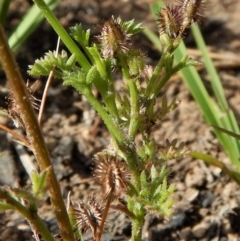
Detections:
0,24,75,241
0,123,31,149
38,37,60,125
0,187,55,241
95,193,112,241
118,54,140,140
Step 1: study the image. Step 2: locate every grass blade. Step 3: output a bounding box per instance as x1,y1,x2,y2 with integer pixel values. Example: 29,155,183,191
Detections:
8,0,60,53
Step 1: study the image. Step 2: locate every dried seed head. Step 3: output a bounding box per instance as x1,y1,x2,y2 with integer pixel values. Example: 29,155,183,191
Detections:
6,90,25,128
179,0,206,31
74,197,103,234
157,5,183,38
93,153,130,199
157,0,206,39
6,81,40,128
96,17,132,58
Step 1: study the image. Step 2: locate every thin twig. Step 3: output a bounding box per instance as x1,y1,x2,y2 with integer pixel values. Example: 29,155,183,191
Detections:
0,188,55,241
0,123,31,149
95,192,113,241
38,37,60,124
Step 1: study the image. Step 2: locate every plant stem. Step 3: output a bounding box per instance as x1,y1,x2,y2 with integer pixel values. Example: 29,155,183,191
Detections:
131,213,144,241
118,54,140,139
0,123,31,149
0,188,55,241
95,193,113,241
84,87,141,186
0,24,75,241
0,0,11,24
145,56,165,98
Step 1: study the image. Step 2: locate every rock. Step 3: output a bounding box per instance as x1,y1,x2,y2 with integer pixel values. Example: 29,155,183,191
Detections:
201,192,216,208
185,187,199,202
185,164,206,187
169,212,186,229
179,226,192,240
192,222,209,238
52,136,74,179
0,133,16,186
192,220,218,239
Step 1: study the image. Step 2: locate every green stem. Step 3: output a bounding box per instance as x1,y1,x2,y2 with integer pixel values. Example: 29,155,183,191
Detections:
0,188,55,241
118,54,140,139
105,62,120,121
128,78,140,139
131,213,145,241
85,87,141,187
0,24,75,241
69,84,140,186
145,55,165,98
32,0,91,72
0,0,11,24
83,87,126,145
154,72,172,98
87,87,140,184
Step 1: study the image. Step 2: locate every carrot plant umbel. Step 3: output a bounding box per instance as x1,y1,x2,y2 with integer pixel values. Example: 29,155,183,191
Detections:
0,0,205,240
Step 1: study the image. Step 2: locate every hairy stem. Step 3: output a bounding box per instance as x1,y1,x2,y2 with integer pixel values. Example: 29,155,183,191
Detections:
118,53,140,140
131,213,145,241
0,188,55,241
0,24,75,241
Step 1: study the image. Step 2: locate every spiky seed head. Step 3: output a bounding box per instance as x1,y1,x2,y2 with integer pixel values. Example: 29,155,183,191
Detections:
179,0,206,31
157,5,183,38
97,16,132,58
74,197,103,234
93,153,130,199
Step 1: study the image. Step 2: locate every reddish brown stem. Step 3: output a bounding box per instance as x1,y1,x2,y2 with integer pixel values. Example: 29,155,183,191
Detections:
0,24,75,241
95,192,113,241
38,37,60,125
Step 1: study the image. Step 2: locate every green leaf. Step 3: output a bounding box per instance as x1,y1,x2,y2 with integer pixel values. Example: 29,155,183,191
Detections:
63,67,89,94
28,50,77,78
69,24,90,47
66,53,76,70
86,65,99,85
140,171,148,189
31,169,50,198
120,18,143,35
8,187,37,209
87,44,107,78
0,202,13,211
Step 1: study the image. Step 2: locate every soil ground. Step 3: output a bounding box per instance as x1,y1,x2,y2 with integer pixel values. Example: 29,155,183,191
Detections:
1,0,240,241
